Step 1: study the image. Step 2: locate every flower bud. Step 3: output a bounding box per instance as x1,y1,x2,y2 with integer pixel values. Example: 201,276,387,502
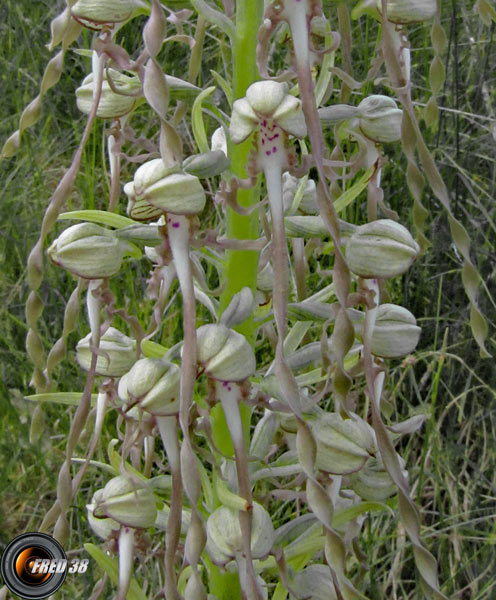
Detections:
376,0,437,24
47,222,130,279
124,159,206,216
92,476,157,528
357,95,403,144
370,303,421,358
206,502,274,564
71,0,144,28
183,150,230,178
312,413,375,475
257,262,274,292
211,127,227,155
76,327,136,376
76,70,140,119
196,324,255,382
345,219,419,279
351,456,408,501
118,358,180,416
220,287,254,328
290,565,337,600
87,490,121,539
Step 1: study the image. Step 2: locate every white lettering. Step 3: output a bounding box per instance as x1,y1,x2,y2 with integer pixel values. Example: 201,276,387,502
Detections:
39,559,50,574
30,559,41,574
55,559,67,573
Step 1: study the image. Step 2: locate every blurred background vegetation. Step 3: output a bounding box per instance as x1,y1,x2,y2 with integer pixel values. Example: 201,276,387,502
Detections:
0,0,495,598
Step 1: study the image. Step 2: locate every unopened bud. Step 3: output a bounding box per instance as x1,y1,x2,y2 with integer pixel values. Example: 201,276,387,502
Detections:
47,223,130,279
87,490,121,539
124,159,206,216
206,502,274,564
345,219,419,279
220,287,254,328
211,127,228,155
71,0,145,28
118,358,180,416
257,262,274,292
370,303,421,358
357,95,403,143
76,70,140,119
196,324,255,382
312,413,375,475
76,327,136,376
351,456,408,501
290,565,337,600
376,0,437,24
92,476,157,528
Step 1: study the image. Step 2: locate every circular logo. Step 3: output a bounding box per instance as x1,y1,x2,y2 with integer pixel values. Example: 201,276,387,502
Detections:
1,533,67,599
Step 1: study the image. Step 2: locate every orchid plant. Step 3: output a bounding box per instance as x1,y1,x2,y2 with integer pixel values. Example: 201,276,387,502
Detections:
3,0,492,599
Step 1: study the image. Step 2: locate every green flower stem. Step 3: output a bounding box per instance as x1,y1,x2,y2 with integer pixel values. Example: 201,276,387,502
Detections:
219,0,263,343
211,2,262,598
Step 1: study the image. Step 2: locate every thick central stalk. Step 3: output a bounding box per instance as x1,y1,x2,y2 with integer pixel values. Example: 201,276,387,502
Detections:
220,0,263,342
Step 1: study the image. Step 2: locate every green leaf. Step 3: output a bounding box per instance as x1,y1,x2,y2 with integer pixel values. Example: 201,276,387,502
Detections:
334,166,374,214
215,471,249,511
332,501,394,528
192,86,216,154
84,544,147,600
210,69,233,107
24,392,98,407
190,0,235,41
58,210,136,229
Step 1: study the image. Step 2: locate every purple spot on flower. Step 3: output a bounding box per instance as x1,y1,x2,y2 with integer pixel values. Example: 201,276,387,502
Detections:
262,120,267,127
227,386,232,391
272,146,277,152
222,381,228,387
172,222,180,228
262,138,265,145
266,150,271,156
